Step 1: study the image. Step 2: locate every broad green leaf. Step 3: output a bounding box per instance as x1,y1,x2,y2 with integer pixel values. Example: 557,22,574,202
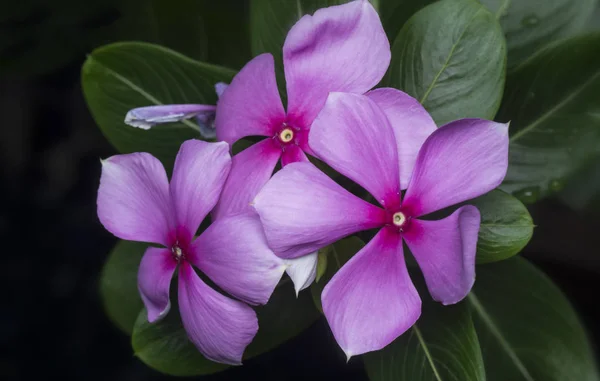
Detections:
481,0,597,68
378,0,436,42
249,0,377,93
99,240,145,335
132,278,320,376
469,257,600,381
364,301,485,381
469,190,534,264
559,156,600,215
310,237,365,313
1,0,208,76
387,0,506,126
497,33,600,203
82,42,235,168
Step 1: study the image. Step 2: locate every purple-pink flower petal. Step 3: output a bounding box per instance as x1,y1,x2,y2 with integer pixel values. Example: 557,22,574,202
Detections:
322,227,421,359
281,144,309,167
170,140,231,233
178,262,258,365
190,213,285,305
309,92,400,209
124,104,216,130
403,205,480,305
137,247,177,323
366,88,436,189
215,54,285,145
283,0,390,128
97,153,172,245
403,119,509,217
284,252,319,296
253,162,386,259
212,139,281,220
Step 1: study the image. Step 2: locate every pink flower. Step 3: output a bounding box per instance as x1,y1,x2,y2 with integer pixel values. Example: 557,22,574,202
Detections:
253,91,509,358
97,140,285,365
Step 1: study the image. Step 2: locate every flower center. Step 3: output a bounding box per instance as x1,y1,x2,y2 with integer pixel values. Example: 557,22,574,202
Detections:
279,128,294,143
392,211,407,227
172,245,183,261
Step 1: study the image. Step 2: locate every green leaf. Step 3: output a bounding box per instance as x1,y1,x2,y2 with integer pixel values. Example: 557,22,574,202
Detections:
469,190,534,264
378,0,435,43
132,277,320,376
497,33,600,203
82,42,235,169
481,0,597,68
0,0,209,76
99,240,145,335
310,237,365,313
469,257,600,381
363,301,485,381
559,156,600,215
315,246,329,283
387,0,506,126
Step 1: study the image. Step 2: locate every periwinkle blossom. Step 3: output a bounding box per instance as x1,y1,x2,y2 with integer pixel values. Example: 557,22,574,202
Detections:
253,91,509,358
97,140,285,365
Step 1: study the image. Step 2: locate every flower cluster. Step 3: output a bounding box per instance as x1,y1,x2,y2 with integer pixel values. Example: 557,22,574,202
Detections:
98,0,508,366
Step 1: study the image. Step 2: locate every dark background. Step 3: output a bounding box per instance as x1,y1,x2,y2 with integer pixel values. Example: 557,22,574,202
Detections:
1,1,599,380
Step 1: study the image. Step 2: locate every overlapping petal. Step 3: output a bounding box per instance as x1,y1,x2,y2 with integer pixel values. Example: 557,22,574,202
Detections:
178,262,258,365
215,54,285,144
124,104,216,130
212,139,281,220
403,119,509,217
98,153,172,245
284,0,390,128
253,162,386,259
190,214,285,305
366,88,436,189
403,206,480,305
322,227,421,358
284,252,319,296
137,247,177,323
170,140,231,232
310,92,400,208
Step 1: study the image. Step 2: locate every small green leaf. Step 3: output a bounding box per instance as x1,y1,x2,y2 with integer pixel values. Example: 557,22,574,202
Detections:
387,0,506,126
364,301,485,381
469,190,534,264
99,240,146,335
469,257,600,381
132,277,320,376
481,0,597,68
82,42,235,169
310,237,365,313
497,33,600,202
315,246,329,283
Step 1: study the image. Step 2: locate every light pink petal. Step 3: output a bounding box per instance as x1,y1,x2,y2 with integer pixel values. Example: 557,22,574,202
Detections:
284,0,390,128
215,54,285,145
253,162,386,259
178,262,258,365
403,205,480,305
215,82,228,98
212,139,281,221
98,153,172,245
322,227,421,359
190,213,285,305
281,144,309,167
403,119,509,217
309,92,400,209
284,252,319,296
124,104,216,130
137,247,177,323
366,88,437,189
170,140,231,233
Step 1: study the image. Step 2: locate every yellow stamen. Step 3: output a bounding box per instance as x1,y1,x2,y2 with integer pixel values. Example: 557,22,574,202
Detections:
279,128,294,143
392,212,407,227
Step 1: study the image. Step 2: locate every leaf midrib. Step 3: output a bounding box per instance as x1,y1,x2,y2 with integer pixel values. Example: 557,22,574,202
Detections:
413,325,444,381
419,7,484,105
509,70,600,143
468,293,535,381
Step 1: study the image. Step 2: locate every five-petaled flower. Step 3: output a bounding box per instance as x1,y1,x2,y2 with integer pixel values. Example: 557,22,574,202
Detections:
253,90,509,359
121,0,392,295
97,140,286,365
